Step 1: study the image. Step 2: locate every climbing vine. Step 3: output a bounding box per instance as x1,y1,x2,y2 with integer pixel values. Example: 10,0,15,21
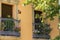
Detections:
23,0,59,20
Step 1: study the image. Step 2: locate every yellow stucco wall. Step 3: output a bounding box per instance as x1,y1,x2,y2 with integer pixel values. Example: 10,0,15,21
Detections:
47,16,59,39
0,0,33,40
0,0,59,40
18,0,33,40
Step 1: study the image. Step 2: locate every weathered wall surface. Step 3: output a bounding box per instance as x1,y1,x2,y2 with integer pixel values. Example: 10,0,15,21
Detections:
47,16,59,39
0,0,59,40
0,0,33,40
18,0,33,40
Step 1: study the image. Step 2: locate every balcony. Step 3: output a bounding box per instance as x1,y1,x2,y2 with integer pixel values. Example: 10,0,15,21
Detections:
33,23,51,39
0,18,20,37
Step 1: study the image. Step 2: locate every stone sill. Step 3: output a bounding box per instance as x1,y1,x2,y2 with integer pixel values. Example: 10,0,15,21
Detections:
0,31,20,37
33,34,50,39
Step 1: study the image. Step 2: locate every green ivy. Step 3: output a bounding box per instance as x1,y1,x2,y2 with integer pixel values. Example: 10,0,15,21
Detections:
23,0,59,20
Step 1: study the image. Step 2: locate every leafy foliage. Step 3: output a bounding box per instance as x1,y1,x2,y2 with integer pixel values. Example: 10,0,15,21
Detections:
54,36,60,40
23,0,59,20
34,21,51,35
3,20,15,31
34,11,51,36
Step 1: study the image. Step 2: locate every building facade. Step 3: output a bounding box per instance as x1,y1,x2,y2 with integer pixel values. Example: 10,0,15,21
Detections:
0,0,59,40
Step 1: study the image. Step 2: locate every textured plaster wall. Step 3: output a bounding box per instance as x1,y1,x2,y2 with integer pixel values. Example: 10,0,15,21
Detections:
18,0,33,40
47,16,59,39
0,0,59,40
0,0,33,40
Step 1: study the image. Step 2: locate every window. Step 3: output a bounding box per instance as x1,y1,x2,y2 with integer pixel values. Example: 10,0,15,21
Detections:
0,3,20,37
33,10,51,39
2,3,13,18
34,10,43,35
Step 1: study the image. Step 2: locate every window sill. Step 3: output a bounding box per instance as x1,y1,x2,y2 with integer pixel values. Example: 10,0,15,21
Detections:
0,31,20,37
33,34,50,39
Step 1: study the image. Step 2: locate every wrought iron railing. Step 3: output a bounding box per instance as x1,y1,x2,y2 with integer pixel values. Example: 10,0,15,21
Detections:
33,23,51,39
0,18,20,37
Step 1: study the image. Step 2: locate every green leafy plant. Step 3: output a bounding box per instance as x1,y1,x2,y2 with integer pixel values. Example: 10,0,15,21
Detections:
34,11,52,35
44,23,52,34
0,18,20,32
34,23,51,35
3,19,15,31
54,36,60,40
23,0,59,20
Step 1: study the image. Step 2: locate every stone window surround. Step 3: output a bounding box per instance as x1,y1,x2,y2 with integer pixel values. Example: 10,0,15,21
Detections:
0,0,19,19
0,0,19,4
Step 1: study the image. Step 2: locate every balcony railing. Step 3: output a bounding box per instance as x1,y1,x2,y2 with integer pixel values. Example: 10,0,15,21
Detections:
33,23,51,39
0,18,20,37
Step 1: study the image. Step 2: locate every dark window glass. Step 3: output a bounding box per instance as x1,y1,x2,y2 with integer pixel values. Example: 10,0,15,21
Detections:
2,3,13,18
34,10,42,31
